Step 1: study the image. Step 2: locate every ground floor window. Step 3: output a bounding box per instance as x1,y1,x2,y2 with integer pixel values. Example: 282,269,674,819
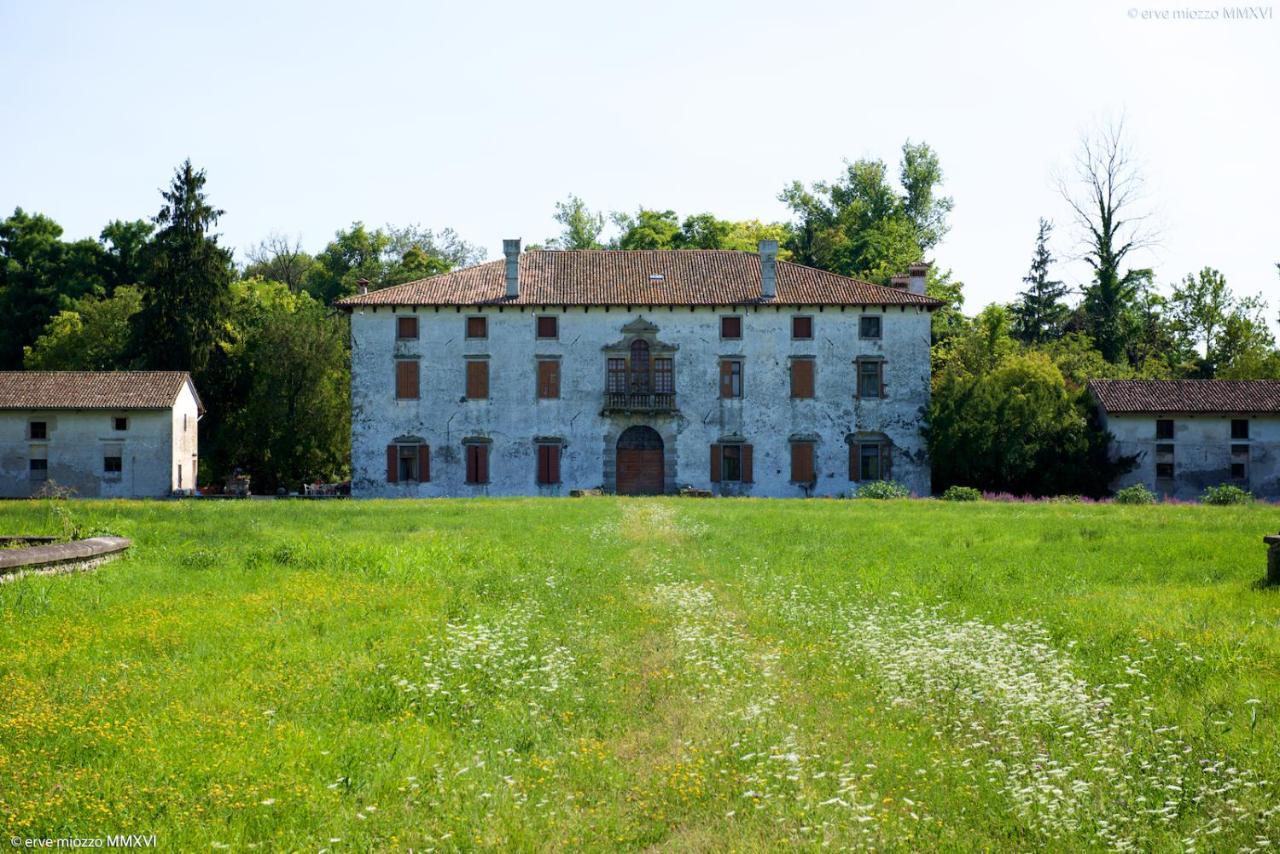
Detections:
790,442,815,484
466,443,490,484
710,443,753,483
29,458,47,482
1231,443,1249,480
536,443,561,485
386,443,429,483
104,455,123,474
859,443,881,480
1155,442,1174,480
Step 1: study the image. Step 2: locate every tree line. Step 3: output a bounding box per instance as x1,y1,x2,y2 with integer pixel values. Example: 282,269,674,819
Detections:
2,124,1276,495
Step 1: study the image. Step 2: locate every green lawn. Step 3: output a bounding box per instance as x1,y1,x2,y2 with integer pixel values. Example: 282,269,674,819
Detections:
3,498,1280,851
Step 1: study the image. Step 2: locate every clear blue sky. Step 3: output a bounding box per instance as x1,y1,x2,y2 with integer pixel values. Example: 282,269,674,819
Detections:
1,0,1276,313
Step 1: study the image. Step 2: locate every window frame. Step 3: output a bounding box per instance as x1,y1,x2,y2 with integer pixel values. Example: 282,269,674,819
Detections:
112,416,129,431
856,359,884,399
790,357,815,399
1232,418,1249,440
859,316,882,339
465,316,488,339
396,315,419,340
394,358,420,400
720,315,743,340
720,358,744,399
859,443,881,481
1156,419,1174,440
29,458,48,482
536,442,562,486
465,442,490,485
789,441,816,484
721,443,743,482
536,359,560,400
536,315,559,340
28,420,47,440
465,358,490,400
791,315,813,340
103,455,124,475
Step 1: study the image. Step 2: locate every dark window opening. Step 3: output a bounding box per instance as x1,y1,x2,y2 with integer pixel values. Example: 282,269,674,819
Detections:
1156,462,1174,479
1156,419,1174,439
29,459,48,481
1232,462,1247,479
721,444,742,482
859,444,881,481
536,316,558,339
720,315,742,339
113,417,128,431
630,340,651,392
860,316,882,339
104,456,123,474
607,357,627,393
465,443,490,484
398,446,419,482
1232,419,1249,439
654,358,674,394
29,421,46,440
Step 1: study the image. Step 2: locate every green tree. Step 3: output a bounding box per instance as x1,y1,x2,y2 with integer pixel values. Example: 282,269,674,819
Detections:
613,209,681,249
129,160,234,374
1012,219,1068,344
546,195,605,249
926,351,1130,496
1059,119,1155,364
243,233,319,292
933,304,1019,378
23,286,142,370
1167,267,1271,376
98,219,154,292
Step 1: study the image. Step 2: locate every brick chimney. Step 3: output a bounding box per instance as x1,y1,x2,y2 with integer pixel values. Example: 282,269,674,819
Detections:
759,239,778,299
503,239,521,298
356,278,370,295
907,261,929,296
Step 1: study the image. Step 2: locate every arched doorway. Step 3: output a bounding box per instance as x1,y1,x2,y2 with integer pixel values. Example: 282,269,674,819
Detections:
616,426,664,495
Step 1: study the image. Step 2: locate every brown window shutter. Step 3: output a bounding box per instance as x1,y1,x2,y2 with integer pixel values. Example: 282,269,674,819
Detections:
881,442,893,480
537,360,559,399
418,445,430,482
467,361,489,399
792,443,813,482
742,444,753,483
880,364,887,399
710,443,722,482
397,316,418,339
478,445,489,483
387,445,398,483
395,360,419,399
465,446,477,483
849,444,858,482
719,360,733,399
550,445,559,484
792,359,814,399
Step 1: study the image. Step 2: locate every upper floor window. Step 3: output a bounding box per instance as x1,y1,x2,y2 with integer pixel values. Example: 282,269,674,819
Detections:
630,340,651,392
720,316,742,340
28,420,46,440
1232,419,1249,439
465,359,489,400
790,358,815,399
466,316,487,339
395,359,420,400
860,316,882,339
792,316,813,340
856,359,883,399
113,417,129,431
607,358,627,393
719,359,743,399
536,316,558,339
396,316,419,340
1156,419,1174,440
537,359,560,400
654,358,674,395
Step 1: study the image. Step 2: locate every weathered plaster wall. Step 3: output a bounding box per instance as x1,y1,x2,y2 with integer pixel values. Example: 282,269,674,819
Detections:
0,400,195,498
1101,411,1280,499
350,303,933,497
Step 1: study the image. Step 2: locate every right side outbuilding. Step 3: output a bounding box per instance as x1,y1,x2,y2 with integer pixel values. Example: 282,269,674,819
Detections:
1088,379,1280,500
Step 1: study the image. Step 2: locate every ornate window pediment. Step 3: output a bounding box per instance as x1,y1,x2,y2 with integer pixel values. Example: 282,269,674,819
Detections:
602,317,679,355
602,317,678,414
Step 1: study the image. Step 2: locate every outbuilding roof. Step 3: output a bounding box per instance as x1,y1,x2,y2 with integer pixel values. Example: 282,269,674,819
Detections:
1088,379,1280,414
0,371,201,411
335,250,942,308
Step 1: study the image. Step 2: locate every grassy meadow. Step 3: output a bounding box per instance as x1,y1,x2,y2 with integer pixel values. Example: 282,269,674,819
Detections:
3,497,1280,851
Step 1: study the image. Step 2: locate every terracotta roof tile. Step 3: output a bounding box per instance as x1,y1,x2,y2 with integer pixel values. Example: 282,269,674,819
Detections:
336,250,942,308
1088,379,1280,414
0,371,197,410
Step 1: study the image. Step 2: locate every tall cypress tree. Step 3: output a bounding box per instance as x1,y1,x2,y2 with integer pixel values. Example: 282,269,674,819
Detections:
1012,218,1068,344
130,160,233,374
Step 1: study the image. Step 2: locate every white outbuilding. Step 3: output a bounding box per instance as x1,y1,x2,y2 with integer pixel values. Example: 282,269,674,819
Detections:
0,371,202,498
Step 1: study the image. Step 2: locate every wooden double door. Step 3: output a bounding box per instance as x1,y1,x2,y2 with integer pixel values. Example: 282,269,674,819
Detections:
616,426,664,495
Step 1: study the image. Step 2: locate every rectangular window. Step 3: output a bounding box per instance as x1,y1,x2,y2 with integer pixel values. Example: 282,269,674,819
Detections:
720,359,743,399
395,359,420,400
710,443,753,484
104,455,123,474
466,360,489,400
536,444,561,485
113,416,128,431
720,315,742,340
536,316,558,339
653,358,674,395
607,358,627,393
1232,443,1249,481
466,316,487,339
29,459,47,481
857,360,883,399
537,360,560,399
386,444,429,483
396,316,419,340
790,358,815,399
1232,462,1247,479
1156,443,1175,455
860,316,882,339
859,443,881,481
790,442,815,483
465,443,490,484
1156,419,1174,439
29,420,46,440
1156,462,1175,479
792,316,813,340
398,446,419,482
1232,419,1249,439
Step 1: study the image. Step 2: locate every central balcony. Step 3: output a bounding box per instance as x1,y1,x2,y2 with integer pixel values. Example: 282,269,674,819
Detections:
602,391,677,414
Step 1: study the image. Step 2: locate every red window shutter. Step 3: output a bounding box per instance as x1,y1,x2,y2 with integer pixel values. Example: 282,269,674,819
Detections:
710,444,722,482
478,445,489,483
742,444,753,483
881,442,893,480
386,445,398,483
849,444,858,481
418,445,430,482
537,445,551,485
792,360,814,399
719,361,733,399
397,316,418,339
792,443,813,483
544,445,560,484
467,361,489,399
